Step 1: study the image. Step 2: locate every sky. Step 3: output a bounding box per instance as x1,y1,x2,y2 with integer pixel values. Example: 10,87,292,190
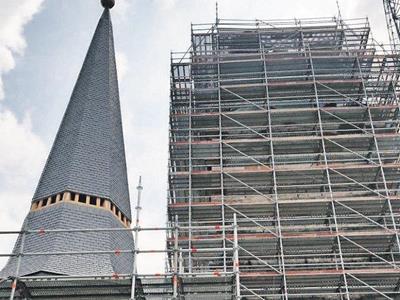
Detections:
0,0,391,274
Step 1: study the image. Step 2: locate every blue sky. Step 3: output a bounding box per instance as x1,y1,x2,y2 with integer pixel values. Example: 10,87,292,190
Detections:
0,0,389,273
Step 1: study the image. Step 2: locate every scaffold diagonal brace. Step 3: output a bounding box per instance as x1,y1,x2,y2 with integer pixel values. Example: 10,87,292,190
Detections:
221,87,267,112
341,235,398,268
347,273,394,300
224,172,274,202
221,113,270,140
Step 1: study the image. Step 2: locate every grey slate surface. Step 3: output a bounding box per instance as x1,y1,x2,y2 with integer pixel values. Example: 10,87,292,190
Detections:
0,202,134,277
0,277,137,300
32,9,131,218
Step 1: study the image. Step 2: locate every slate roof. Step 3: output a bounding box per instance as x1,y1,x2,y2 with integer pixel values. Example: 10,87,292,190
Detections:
32,8,131,218
0,202,134,277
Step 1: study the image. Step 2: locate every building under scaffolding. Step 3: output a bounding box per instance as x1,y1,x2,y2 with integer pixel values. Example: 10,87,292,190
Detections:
1,7,400,300
168,15,400,299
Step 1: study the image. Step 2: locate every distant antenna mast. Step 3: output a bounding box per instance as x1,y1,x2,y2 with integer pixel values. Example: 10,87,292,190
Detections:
216,1,219,24
336,0,343,22
383,0,400,52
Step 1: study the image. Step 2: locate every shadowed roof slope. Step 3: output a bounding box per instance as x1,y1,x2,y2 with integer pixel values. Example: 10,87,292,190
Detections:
33,9,131,218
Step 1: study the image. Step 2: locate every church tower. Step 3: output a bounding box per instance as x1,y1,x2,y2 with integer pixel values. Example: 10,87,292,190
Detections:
1,0,134,278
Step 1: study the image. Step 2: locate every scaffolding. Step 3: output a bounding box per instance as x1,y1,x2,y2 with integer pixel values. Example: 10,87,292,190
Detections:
0,179,239,299
0,220,239,299
168,16,400,299
1,14,400,300
0,226,240,299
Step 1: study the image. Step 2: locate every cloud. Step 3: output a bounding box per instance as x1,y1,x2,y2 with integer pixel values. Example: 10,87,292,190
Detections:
154,0,178,10
0,190,33,268
116,51,128,81
0,109,47,268
0,110,47,188
0,0,44,101
113,0,133,20
0,0,46,185
0,0,46,268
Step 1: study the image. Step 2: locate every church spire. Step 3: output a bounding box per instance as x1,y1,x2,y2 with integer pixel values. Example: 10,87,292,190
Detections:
1,2,134,278
33,3,131,218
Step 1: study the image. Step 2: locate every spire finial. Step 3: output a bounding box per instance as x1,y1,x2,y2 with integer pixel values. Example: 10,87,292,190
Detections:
101,0,115,9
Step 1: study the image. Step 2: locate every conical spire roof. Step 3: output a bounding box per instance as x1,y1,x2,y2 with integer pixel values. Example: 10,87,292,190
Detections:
1,5,134,279
33,8,131,218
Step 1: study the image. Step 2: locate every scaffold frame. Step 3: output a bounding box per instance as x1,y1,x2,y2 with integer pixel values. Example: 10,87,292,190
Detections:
168,15,400,299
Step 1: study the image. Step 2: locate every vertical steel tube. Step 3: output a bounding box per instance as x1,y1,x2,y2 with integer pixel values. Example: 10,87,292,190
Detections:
215,20,227,273
173,215,179,299
10,230,26,300
233,214,241,299
130,176,143,300
188,53,193,273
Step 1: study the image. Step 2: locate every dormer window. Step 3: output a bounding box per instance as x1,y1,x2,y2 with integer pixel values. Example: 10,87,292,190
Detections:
89,197,96,206
78,194,86,203
30,192,130,227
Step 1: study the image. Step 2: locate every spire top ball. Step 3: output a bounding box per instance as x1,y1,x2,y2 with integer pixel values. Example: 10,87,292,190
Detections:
101,0,115,9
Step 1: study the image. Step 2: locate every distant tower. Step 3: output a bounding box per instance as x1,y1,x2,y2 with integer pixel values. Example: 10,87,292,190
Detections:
1,1,133,278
